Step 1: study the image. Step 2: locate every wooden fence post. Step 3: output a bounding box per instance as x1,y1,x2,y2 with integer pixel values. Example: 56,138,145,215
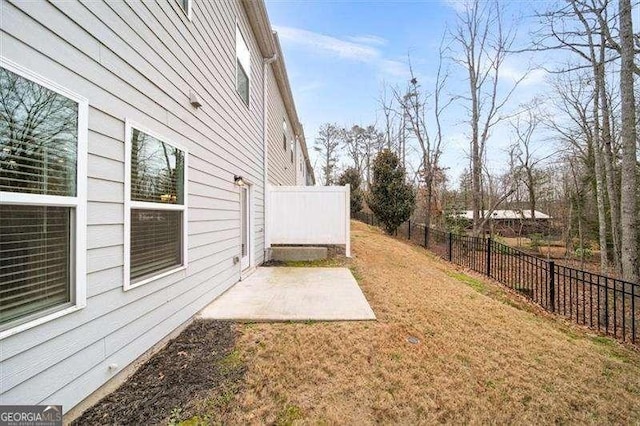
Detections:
408,221,411,240
448,232,453,262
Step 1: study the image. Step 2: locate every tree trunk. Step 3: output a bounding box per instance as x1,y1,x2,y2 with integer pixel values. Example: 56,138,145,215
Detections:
619,0,639,283
425,174,433,235
592,86,610,272
325,148,332,185
598,36,622,275
471,73,482,235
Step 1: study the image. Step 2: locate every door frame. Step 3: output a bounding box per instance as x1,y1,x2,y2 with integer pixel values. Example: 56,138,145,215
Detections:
239,183,254,274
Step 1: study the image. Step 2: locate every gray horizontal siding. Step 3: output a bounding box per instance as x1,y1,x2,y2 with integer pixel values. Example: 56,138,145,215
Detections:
266,66,297,185
0,0,268,412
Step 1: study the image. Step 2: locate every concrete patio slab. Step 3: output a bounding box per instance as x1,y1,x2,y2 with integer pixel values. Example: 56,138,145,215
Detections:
199,267,376,321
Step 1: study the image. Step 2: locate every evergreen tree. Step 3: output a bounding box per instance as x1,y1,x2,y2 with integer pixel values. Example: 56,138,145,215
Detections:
337,167,364,216
367,149,415,234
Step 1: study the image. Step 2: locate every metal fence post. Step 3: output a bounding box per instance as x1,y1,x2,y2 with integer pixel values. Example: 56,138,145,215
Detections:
424,226,429,248
548,261,555,312
448,232,453,262
486,237,492,277
408,220,411,240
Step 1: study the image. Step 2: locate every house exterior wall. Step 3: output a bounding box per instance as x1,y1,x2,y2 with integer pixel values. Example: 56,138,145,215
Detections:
266,65,298,186
0,0,286,412
296,138,305,185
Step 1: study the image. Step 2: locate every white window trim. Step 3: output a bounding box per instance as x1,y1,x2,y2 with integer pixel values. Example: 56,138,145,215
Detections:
0,57,88,340
239,178,255,277
235,22,250,107
123,119,189,291
181,0,193,21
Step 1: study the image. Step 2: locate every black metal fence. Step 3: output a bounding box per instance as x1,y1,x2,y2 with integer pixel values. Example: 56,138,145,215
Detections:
355,212,639,345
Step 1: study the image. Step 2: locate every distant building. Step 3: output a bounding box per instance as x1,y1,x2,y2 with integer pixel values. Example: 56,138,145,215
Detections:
457,210,553,236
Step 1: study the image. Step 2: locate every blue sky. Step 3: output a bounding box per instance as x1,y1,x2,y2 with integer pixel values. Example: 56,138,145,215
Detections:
265,0,553,185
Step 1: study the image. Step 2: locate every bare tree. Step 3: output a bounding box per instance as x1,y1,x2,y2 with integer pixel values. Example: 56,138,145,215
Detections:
341,125,365,177
393,44,452,232
535,0,637,275
451,0,526,235
314,123,341,185
378,84,396,150
618,0,638,282
508,100,553,221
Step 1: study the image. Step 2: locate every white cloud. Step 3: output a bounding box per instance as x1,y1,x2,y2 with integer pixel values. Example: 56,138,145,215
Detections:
274,25,406,79
347,34,388,46
441,0,471,13
297,80,324,94
379,59,410,78
274,26,379,62
500,65,547,87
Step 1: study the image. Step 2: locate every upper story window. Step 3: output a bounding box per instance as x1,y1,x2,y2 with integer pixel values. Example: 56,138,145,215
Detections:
282,120,287,151
0,58,87,336
236,25,250,106
124,121,188,290
180,0,193,20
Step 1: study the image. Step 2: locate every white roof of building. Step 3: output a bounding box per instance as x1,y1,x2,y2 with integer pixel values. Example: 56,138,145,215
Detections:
457,210,551,220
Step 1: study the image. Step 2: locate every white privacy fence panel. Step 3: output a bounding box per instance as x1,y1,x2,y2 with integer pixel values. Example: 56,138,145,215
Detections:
268,185,350,256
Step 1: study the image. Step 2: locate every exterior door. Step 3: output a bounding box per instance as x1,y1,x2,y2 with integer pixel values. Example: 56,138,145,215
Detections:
240,186,250,270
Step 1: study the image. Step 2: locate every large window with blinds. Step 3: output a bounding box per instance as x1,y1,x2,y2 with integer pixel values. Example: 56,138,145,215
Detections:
124,121,188,290
0,58,87,335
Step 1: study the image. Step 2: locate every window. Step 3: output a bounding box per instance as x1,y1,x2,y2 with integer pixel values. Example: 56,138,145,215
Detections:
0,58,87,336
124,121,188,290
180,0,193,20
290,138,295,163
236,25,250,106
282,119,287,151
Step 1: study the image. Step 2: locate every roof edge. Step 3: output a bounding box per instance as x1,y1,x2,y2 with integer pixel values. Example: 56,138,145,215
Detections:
271,32,315,184
241,0,276,58
241,0,315,184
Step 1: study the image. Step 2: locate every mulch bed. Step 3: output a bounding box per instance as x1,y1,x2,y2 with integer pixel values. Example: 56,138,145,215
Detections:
72,320,245,425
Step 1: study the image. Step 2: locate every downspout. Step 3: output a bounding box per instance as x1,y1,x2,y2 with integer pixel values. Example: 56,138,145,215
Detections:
263,53,277,262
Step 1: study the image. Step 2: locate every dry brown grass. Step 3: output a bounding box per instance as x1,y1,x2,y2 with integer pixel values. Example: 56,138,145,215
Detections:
221,221,640,425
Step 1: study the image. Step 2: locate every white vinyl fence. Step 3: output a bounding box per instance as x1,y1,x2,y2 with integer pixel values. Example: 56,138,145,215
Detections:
267,185,350,257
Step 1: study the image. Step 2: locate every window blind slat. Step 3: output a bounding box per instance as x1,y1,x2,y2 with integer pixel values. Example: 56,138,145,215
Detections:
130,209,182,281
130,129,184,205
0,67,78,197
0,205,71,325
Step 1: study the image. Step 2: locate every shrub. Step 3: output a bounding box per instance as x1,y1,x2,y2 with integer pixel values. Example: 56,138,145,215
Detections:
367,150,415,234
529,233,543,250
574,247,593,258
337,167,364,216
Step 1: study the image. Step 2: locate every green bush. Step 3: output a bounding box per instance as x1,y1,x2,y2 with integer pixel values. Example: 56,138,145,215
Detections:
337,167,364,215
574,247,593,258
529,233,543,250
367,150,415,234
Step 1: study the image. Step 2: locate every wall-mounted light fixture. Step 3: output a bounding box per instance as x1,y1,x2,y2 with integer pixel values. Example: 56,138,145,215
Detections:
189,90,202,108
234,175,246,187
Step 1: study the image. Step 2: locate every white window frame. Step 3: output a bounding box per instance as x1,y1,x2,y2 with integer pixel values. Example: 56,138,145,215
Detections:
0,57,88,340
235,23,251,107
181,0,193,20
123,119,188,291
283,119,287,151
